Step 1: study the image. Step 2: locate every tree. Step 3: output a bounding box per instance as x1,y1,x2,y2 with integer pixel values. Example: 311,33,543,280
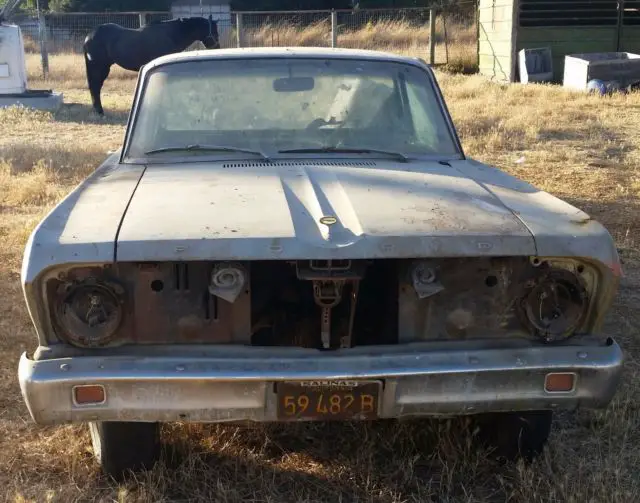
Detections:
63,0,170,11
25,0,171,11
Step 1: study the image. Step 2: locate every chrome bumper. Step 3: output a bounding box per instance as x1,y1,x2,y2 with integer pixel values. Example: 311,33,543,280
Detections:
18,340,624,425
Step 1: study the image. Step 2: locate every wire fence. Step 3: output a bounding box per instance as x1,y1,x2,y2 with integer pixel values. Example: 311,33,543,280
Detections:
12,2,477,75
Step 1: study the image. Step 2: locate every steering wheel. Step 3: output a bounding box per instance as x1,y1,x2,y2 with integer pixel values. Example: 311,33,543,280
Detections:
305,117,344,130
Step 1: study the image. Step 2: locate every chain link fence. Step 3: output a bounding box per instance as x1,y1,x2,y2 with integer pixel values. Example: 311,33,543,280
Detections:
12,2,477,75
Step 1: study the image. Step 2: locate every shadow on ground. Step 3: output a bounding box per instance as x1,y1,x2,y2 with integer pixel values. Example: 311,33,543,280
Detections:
54,101,130,125
152,418,502,502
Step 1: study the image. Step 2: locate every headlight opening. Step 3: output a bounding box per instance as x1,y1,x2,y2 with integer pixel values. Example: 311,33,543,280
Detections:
517,267,590,343
54,279,124,347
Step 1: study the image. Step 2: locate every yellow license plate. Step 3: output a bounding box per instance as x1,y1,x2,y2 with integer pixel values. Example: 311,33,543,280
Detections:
276,380,381,421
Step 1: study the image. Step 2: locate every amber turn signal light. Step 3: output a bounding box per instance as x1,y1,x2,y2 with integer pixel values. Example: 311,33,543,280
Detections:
73,384,106,405
544,373,576,393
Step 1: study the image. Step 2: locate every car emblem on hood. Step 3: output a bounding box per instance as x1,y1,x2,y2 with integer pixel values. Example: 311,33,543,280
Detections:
319,216,337,225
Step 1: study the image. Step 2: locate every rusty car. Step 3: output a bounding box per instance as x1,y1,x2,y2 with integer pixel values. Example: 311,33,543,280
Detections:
18,47,624,477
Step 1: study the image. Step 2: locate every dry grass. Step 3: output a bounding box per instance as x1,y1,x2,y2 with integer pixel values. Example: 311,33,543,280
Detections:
0,52,638,502
23,17,478,73
241,18,477,73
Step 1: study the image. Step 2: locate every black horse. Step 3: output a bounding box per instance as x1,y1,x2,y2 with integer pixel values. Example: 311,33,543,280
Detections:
83,16,220,115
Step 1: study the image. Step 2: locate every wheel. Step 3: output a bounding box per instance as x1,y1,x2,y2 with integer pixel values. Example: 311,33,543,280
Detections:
472,410,553,462
89,421,161,479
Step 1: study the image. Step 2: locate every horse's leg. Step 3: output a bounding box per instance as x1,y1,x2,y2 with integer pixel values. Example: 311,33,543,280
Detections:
84,41,111,116
85,59,111,116
93,64,111,116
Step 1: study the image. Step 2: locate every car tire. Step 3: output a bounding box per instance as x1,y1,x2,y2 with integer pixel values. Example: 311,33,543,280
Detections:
89,421,161,478
473,410,553,462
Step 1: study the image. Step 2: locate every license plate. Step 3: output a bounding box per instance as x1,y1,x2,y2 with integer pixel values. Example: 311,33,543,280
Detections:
276,380,381,421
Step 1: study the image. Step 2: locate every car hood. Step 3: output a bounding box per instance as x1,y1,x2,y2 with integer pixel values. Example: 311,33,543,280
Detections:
114,159,537,261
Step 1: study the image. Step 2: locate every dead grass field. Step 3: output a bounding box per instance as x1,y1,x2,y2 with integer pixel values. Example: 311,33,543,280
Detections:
0,51,639,502
23,17,478,73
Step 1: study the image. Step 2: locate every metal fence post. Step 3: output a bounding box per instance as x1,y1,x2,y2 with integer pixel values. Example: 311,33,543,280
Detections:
139,12,146,28
38,12,49,78
428,8,436,65
331,9,338,48
236,13,244,48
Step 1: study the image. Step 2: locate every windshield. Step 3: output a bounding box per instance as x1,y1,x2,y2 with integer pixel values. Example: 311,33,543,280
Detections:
123,57,461,161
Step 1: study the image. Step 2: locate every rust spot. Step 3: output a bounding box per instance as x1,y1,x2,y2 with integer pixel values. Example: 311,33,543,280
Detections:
446,308,474,338
177,314,204,340
572,217,593,226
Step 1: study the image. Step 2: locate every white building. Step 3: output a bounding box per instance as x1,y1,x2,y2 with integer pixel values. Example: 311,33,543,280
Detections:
171,0,231,23
171,0,232,45
0,22,27,94
0,21,63,110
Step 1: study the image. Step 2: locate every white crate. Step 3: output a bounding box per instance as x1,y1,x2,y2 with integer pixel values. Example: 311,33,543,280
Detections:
518,47,553,84
563,52,640,91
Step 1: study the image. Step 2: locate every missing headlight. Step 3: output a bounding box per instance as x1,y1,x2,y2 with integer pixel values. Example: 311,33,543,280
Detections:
54,279,124,347
516,267,589,343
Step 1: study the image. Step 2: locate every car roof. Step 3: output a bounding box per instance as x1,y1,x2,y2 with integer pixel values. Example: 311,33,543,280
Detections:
141,46,429,73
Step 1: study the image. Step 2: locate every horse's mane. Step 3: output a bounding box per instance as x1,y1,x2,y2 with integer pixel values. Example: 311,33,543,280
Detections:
144,16,216,27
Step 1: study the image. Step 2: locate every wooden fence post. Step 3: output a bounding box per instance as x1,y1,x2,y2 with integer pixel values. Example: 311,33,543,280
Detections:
236,13,244,48
428,8,436,65
331,10,338,48
443,13,449,65
38,12,49,78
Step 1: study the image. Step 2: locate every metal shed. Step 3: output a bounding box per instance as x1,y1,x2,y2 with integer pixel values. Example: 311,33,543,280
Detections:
478,0,640,82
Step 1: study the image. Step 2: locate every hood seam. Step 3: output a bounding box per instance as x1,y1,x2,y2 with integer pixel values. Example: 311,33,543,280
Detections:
113,164,148,262
451,164,539,256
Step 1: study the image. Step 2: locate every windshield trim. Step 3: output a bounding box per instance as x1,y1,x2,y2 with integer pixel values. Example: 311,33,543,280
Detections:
119,55,466,164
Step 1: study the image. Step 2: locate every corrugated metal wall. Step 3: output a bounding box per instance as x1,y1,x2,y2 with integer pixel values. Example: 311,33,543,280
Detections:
479,0,640,83
516,0,618,82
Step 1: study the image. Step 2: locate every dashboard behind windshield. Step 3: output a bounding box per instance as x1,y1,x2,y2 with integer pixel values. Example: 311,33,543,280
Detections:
123,56,462,161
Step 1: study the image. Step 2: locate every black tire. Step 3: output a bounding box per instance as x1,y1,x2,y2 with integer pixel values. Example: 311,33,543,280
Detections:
472,410,553,462
89,421,161,479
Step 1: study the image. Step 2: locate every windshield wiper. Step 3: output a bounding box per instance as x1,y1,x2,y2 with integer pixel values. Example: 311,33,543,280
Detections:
145,144,270,161
278,146,409,163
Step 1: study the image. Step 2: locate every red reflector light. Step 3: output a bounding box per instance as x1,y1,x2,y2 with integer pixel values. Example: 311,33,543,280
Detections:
544,373,576,393
73,384,106,405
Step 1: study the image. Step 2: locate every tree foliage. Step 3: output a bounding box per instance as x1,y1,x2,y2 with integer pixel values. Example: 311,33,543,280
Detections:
62,0,170,11
23,0,170,11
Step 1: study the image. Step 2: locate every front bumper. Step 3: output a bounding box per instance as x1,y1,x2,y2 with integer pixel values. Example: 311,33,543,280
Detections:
18,340,624,425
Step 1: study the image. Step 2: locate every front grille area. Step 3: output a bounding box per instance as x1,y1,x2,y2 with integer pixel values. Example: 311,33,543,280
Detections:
250,259,398,349
44,257,595,349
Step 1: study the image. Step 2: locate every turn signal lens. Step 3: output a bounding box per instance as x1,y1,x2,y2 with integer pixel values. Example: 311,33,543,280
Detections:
73,384,106,405
544,372,576,392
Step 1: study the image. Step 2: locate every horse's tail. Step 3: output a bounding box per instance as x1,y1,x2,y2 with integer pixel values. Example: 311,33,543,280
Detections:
83,30,107,115
83,39,93,90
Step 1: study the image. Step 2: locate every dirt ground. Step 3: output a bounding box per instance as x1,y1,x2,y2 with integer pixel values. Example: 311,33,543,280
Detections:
0,53,638,502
